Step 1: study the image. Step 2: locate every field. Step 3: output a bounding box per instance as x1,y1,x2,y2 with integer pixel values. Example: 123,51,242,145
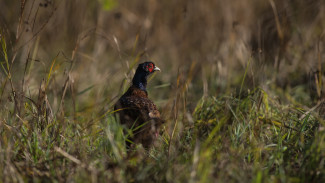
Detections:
0,0,325,182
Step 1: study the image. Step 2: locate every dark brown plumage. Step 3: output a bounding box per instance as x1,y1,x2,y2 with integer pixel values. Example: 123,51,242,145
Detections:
114,62,164,148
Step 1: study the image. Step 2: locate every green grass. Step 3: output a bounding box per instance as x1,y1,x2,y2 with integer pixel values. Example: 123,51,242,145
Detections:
1,86,324,182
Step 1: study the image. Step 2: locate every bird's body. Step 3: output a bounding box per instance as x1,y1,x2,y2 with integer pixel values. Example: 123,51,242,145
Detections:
114,62,164,148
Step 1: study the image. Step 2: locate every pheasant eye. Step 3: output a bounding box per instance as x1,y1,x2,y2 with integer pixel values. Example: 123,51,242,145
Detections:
147,63,154,72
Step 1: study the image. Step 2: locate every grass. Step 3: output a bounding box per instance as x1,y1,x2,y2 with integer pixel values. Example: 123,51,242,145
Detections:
1,84,324,182
1,0,325,182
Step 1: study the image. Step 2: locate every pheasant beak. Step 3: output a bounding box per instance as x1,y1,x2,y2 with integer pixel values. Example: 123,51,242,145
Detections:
154,66,161,72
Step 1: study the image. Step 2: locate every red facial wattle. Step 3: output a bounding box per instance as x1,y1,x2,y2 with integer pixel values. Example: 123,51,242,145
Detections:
146,63,154,72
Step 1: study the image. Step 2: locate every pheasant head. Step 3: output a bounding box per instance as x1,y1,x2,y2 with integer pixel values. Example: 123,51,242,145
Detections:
132,61,161,91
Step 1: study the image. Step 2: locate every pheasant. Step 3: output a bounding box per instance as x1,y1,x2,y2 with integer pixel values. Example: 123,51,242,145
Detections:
114,61,164,148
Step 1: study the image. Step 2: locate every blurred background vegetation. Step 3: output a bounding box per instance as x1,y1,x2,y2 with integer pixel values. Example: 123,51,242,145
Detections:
0,0,325,182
